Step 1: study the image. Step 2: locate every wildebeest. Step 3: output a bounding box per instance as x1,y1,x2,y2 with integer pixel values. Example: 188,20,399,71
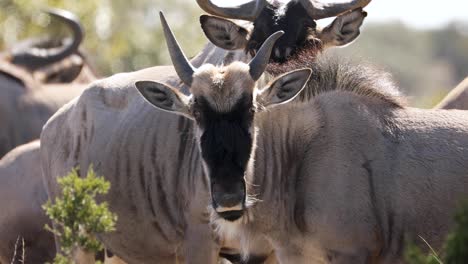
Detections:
0,140,54,264
0,8,97,157
196,0,371,62
40,4,370,262
134,30,313,221
434,77,468,109
136,19,468,264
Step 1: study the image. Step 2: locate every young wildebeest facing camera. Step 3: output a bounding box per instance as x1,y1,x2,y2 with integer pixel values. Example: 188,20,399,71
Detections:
136,13,311,222
197,0,371,63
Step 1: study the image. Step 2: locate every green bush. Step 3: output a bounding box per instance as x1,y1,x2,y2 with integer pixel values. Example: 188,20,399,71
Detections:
43,167,117,264
405,239,442,264
445,203,468,264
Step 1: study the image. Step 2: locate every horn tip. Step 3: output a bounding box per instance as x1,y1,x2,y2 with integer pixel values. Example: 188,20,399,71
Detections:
269,30,285,41
43,7,67,17
42,7,60,14
159,11,165,20
159,11,169,28
275,30,285,37
42,7,80,23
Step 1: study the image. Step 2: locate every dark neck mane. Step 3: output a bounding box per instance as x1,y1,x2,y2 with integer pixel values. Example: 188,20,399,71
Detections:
267,53,405,108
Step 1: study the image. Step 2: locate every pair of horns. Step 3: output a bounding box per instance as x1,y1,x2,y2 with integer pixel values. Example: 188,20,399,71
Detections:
11,8,84,68
159,12,282,86
196,0,371,21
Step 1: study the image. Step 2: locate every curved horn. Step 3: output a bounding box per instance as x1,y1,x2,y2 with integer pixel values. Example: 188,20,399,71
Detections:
196,0,267,21
11,8,84,68
248,31,284,81
159,12,196,86
299,0,371,20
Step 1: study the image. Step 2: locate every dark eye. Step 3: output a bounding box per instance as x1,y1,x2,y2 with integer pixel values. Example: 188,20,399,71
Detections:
249,49,256,57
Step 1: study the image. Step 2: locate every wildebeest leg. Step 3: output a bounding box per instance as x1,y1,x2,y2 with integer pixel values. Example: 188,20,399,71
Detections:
183,223,219,264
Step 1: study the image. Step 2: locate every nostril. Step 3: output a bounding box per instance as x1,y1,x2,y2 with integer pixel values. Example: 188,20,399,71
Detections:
212,182,245,208
213,189,244,208
220,193,243,207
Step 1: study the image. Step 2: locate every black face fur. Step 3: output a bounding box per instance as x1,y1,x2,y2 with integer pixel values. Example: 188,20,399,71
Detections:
248,1,317,63
193,94,255,212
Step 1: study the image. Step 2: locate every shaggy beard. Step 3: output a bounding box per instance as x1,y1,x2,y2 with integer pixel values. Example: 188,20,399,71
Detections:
266,38,323,76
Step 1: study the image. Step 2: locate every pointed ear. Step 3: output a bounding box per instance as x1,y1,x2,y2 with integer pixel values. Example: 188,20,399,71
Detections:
318,8,367,48
135,81,192,118
200,15,250,50
258,69,312,108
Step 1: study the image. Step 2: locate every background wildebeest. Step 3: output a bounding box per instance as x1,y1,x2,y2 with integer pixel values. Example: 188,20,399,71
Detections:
196,0,371,62
40,2,370,262
0,140,54,264
3,0,464,107
0,8,96,84
0,8,97,158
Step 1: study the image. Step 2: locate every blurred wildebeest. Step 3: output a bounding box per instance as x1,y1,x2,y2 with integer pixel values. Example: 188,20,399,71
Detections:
40,2,371,262
0,8,97,157
197,0,371,63
0,8,97,84
434,77,468,109
146,18,468,264
0,140,53,264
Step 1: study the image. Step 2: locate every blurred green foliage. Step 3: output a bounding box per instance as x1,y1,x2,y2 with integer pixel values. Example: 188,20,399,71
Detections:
1,1,467,107
337,22,468,107
445,202,468,264
405,202,468,264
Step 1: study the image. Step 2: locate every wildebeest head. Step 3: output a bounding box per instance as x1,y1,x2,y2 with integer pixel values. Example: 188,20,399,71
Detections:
197,0,370,63
136,12,311,222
